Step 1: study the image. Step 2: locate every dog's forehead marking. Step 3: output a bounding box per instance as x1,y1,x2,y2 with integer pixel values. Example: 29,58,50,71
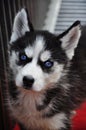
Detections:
34,36,45,58
25,36,45,59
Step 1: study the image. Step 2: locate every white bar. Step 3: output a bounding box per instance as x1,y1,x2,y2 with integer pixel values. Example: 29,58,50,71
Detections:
43,0,62,33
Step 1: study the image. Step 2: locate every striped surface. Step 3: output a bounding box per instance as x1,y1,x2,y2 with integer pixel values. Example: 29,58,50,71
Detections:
0,1,50,130
54,0,86,34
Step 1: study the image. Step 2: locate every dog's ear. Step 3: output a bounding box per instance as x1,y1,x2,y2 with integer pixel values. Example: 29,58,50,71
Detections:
10,8,34,43
59,21,81,60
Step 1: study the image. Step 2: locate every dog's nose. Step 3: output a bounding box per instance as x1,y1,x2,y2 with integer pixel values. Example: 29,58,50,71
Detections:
23,76,34,89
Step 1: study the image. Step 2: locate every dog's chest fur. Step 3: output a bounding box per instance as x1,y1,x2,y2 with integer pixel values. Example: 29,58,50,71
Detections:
9,88,66,130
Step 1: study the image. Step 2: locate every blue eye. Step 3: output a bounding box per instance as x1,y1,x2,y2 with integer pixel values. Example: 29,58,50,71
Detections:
20,55,27,61
18,52,32,65
44,61,53,68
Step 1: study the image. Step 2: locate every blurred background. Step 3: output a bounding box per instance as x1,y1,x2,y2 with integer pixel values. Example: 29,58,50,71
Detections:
0,0,86,130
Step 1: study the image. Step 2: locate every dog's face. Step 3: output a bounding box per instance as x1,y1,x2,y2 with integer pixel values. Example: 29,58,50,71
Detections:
9,9,81,92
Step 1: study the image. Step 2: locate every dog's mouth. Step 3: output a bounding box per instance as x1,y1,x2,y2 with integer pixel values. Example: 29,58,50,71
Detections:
16,76,56,92
23,84,33,90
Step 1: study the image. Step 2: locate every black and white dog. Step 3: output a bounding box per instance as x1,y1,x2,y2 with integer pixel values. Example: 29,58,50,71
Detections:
7,8,86,130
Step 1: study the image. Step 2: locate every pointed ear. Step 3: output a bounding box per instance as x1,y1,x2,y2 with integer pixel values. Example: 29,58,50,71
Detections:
59,21,81,60
10,8,34,43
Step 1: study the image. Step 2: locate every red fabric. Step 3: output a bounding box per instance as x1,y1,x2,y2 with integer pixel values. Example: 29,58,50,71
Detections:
13,102,86,130
14,124,20,130
72,102,86,130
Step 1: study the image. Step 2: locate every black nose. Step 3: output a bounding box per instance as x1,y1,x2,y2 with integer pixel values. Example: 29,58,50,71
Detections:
23,76,34,89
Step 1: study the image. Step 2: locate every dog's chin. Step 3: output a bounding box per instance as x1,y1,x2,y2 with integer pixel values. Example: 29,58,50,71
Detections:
17,86,45,100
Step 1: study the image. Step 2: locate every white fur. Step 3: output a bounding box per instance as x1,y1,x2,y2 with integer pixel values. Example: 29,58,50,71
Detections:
9,51,18,70
45,62,64,84
61,24,81,60
49,113,66,129
15,60,64,91
9,51,21,76
40,50,51,62
34,36,45,59
10,9,30,43
16,60,46,91
25,46,34,58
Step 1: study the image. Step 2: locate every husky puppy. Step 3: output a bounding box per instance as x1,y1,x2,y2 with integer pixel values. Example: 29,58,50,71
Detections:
7,8,86,130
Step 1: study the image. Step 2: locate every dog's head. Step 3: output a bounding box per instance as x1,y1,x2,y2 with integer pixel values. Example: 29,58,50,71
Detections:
8,9,81,92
